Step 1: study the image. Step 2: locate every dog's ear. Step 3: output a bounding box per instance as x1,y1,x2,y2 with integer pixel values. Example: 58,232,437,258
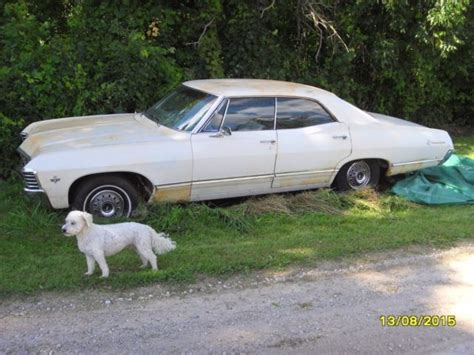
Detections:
82,212,93,227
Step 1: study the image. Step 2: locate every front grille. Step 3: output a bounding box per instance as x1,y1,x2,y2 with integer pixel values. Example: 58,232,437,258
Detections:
22,170,41,190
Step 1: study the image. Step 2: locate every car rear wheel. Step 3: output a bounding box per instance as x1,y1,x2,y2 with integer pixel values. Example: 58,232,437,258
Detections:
334,160,380,191
72,176,139,218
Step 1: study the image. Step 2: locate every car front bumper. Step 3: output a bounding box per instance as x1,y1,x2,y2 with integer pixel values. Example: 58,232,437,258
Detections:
23,188,53,208
21,168,52,208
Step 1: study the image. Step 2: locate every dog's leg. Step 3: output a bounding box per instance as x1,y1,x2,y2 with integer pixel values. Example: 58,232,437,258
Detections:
138,252,148,268
93,252,110,278
85,254,95,276
136,244,158,270
147,252,158,271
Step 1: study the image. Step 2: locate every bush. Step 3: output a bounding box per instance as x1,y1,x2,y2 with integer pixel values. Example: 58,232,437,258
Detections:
0,1,182,178
0,114,23,179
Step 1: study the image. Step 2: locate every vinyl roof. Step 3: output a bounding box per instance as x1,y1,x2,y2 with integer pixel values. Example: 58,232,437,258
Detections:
183,79,335,98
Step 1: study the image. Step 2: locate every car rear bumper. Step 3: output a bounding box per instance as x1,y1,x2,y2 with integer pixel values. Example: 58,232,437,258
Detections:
438,149,454,166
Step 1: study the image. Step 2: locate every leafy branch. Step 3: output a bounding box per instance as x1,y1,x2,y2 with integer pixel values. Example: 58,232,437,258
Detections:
297,0,349,61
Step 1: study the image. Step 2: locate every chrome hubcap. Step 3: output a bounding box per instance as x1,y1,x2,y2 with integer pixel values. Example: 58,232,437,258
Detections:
88,190,125,217
346,161,371,189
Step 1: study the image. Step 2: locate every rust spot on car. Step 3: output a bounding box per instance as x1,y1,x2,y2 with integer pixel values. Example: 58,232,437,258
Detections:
387,161,436,176
272,173,330,188
152,184,191,202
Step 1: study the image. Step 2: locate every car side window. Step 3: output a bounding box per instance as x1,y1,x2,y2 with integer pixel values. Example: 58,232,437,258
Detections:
202,99,227,132
276,98,334,129
223,98,275,131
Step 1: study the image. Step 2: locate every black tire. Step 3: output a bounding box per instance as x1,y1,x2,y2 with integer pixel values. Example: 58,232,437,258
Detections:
72,175,139,218
334,160,380,191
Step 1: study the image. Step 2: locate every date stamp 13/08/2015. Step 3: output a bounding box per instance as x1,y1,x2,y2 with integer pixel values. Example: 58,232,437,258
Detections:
379,315,456,327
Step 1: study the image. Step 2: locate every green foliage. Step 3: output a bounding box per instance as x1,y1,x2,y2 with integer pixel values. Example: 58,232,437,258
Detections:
0,113,23,178
0,1,182,177
135,202,252,234
0,0,473,178
425,0,470,56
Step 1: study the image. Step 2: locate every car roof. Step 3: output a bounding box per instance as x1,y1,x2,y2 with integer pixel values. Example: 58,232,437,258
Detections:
182,79,335,98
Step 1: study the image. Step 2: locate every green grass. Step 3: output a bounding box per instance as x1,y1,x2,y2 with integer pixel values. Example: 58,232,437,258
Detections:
454,135,474,158
1,136,473,297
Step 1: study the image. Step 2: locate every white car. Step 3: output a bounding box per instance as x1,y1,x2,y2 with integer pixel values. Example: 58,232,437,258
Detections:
18,79,454,217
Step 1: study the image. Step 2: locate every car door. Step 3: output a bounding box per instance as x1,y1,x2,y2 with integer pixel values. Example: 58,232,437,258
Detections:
191,97,277,200
273,97,352,189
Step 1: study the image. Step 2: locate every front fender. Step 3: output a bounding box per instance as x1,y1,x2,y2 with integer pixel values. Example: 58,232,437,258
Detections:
25,140,193,209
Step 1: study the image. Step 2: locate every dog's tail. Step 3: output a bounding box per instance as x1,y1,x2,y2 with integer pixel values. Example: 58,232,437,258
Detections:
150,229,176,255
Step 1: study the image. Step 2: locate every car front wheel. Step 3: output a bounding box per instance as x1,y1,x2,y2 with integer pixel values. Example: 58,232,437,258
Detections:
334,160,380,191
72,176,139,218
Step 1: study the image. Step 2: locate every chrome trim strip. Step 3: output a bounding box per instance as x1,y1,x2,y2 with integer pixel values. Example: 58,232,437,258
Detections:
194,97,228,134
391,159,439,167
192,96,226,134
155,170,337,189
24,187,45,193
273,97,277,130
193,175,274,186
22,167,37,173
276,169,336,177
195,94,338,134
154,182,192,189
218,99,230,132
21,167,43,191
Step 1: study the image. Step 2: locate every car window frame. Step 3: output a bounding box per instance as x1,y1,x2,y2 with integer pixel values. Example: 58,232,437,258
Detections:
197,96,278,133
195,95,339,134
275,96,338,130
200,98,230,133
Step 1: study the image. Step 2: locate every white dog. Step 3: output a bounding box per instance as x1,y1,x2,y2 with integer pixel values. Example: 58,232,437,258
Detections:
62,210,176,278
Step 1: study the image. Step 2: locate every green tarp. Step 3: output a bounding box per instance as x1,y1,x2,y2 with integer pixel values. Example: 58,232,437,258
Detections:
392,154,474,204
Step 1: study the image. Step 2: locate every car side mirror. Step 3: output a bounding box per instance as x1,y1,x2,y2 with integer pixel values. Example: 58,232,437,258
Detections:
209,126,232,138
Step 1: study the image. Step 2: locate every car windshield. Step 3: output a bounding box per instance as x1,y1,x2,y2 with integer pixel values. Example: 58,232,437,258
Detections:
143,86,217,131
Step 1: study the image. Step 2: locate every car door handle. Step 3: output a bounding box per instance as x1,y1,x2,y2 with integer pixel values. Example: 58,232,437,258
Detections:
332,135,348,140
260,140,276,144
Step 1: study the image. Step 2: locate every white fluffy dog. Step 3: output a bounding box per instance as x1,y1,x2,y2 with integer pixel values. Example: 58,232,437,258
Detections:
62,210,176,278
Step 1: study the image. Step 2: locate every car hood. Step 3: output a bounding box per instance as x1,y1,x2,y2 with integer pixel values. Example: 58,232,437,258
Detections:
19,113,175,158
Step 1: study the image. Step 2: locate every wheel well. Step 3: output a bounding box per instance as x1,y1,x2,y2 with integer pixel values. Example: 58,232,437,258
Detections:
340,158,389,173
68,172,154,206
332,158,390,187
374,158,389,177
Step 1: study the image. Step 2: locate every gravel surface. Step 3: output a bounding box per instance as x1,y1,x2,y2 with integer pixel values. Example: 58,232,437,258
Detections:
1,242,473,354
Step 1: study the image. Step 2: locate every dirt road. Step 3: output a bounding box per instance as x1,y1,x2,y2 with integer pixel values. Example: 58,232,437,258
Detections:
1,242,473,354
